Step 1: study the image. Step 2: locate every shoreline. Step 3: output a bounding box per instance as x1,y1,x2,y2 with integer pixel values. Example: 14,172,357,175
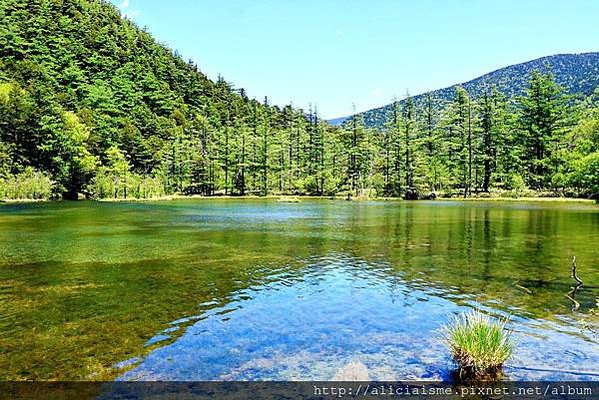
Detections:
440,196,596,204
0,199,48,204
1,195,596,204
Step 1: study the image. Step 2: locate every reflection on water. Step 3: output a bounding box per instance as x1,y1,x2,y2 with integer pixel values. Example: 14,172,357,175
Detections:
0,199,598,381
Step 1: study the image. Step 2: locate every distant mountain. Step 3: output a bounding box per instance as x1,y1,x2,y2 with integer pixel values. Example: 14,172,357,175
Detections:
327,116,350,126
330,52,599,128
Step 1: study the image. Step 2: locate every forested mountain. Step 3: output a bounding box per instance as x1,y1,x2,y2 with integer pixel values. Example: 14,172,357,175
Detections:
0,0,318,199
332,53,599,129
0,0,597,201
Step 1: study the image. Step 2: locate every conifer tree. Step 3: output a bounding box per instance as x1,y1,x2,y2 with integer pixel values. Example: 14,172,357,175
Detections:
519,70,568,189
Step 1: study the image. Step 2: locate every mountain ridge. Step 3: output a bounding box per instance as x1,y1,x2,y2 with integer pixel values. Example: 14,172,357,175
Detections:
330,52,599,128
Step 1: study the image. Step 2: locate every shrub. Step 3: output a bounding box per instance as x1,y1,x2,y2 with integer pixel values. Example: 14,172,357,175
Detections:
89,169,168,199
443,310,513,380
0,167,54,200
508,174,527,198
569,151,599,199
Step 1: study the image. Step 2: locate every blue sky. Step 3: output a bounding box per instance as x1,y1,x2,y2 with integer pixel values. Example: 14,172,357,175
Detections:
110,0,599,119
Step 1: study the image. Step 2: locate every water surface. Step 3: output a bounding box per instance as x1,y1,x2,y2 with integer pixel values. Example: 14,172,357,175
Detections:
0,199,597,380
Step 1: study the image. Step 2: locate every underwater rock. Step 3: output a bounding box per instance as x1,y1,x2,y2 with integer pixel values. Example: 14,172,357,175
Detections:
332,361,370,381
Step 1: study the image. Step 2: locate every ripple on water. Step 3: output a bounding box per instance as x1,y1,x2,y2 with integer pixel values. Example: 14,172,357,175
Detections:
118,256,599,381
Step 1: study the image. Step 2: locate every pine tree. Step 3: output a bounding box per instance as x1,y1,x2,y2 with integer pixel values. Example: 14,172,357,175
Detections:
404,95,415,193
391,99,403,196
519,70,568,189
261,96,269,196
446,86,475,196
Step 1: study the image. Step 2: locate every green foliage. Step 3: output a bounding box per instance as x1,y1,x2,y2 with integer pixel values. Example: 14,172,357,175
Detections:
0,140,12,177
0,0,597,200
91,169,167,200
568,152,599,199
0,0,314,199
508,174,527,197
519,70,570,189
0,167,53,200
443,310,513,379
89,146,168,199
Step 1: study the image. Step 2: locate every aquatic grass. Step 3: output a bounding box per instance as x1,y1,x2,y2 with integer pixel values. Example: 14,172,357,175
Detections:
443,310,513,379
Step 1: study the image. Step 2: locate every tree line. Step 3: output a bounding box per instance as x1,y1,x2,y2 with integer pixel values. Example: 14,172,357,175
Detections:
358,72,598,200
0,0,597,200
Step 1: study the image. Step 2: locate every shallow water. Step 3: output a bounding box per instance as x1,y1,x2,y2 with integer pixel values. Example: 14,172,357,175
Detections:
0,199,597,380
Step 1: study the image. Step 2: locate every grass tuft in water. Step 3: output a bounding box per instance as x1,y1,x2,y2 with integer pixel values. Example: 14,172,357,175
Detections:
443,309,514,380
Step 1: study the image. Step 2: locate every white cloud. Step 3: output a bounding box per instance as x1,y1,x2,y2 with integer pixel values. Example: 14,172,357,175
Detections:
372,88,382,98
118,0,140,19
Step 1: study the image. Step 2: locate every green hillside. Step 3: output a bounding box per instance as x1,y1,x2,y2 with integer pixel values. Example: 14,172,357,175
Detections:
0,0,316,199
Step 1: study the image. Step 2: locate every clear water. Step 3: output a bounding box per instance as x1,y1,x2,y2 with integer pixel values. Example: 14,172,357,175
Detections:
0,199,597,381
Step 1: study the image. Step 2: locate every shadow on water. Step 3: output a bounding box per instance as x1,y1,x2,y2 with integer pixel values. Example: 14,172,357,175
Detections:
0,199,598,380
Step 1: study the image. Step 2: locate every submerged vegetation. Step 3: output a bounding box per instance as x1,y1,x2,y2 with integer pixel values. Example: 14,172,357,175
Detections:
443,310,514,380
0,0,598,202
1,200,597,380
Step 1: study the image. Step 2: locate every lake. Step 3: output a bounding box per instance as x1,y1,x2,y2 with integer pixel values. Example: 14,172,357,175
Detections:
0,199,597,381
